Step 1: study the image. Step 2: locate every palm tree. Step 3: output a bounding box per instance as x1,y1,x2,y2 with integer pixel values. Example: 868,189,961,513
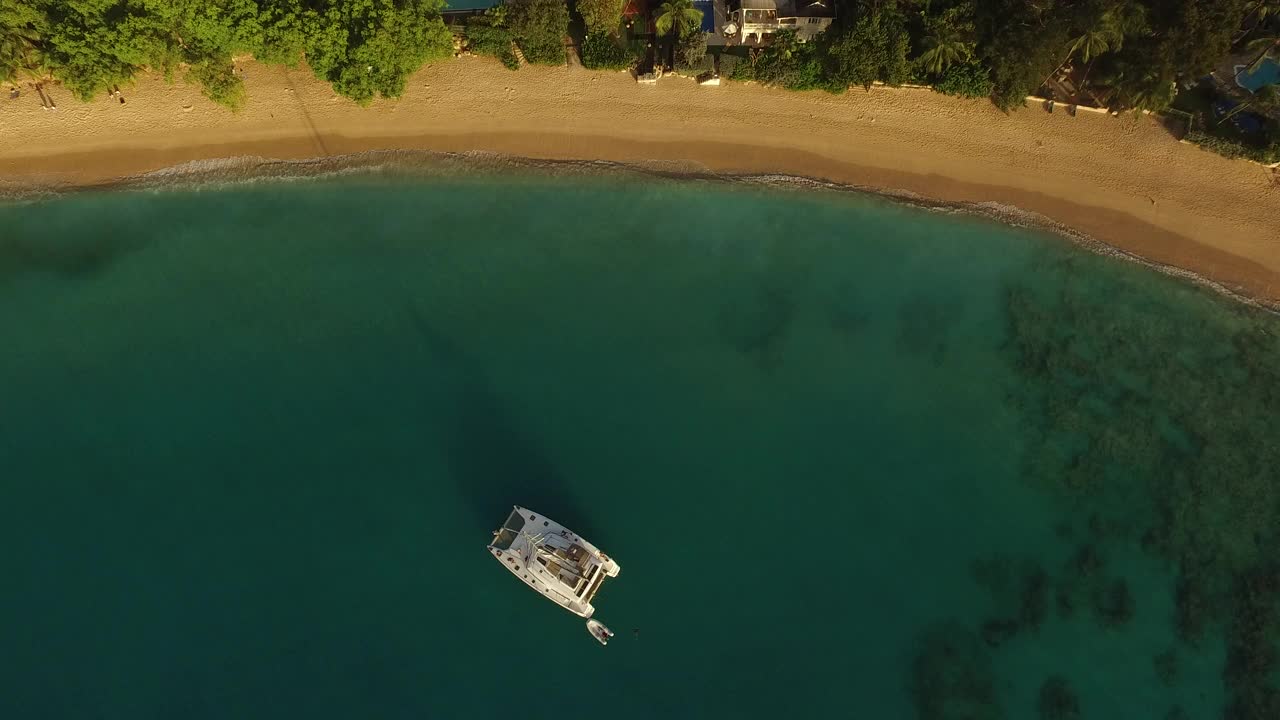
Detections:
916,8,974,76
1,25,54,107
1243,32,1279,73
1124,74,1175,113
1,27,41,85
1097,60,1174,113
654,0,702,38
1066,12,1125,65
1233,31,1279,88
1041,6,1130,97
1236,0,1280,43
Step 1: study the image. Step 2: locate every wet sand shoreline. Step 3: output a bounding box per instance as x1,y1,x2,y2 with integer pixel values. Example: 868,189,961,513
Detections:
2,56,1277,304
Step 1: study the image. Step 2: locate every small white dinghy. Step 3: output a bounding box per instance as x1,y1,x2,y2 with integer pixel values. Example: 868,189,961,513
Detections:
587,619,614,646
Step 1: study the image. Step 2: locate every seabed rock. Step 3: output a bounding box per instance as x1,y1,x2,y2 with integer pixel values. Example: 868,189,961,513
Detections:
1093,578,1135,628
1037,675,1081,720
910,622,1005,720
1153,648,1178,687
981,618,1020,648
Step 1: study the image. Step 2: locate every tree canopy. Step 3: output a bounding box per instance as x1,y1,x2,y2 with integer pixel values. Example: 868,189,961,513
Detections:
2,0,1276,118
506,0,569,65
303,0,454,105
1,0,455,108
722,0,1268,113
654,0,703,38
578,0,626,36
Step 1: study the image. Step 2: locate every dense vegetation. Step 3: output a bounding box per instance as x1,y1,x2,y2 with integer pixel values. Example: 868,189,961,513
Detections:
3,0,1278,154
505,0,568,64
729,0,1273,113
464,7,521,70
577,0,625,35
0,0,455,108
581,31,633,70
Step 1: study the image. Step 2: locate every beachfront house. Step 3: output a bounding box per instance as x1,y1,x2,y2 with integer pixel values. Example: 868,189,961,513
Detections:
726,0,834,45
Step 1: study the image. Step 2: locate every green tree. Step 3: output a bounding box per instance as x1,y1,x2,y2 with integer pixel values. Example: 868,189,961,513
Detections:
825,4,911,90
916,4,975,76
1236,0,1279,42
0,2,47,86
738,29,824,90
466,7,520,70
675,27,707,71
654,0,702,38
25,0,266,109
507,0,569,65
977,0,1069,110
581,31,633,70
578,0,626,35
1066,11,1125,65
931,59,993,99
1148,0,1250,81
35,0,172,101
252,0,310,66
303,0,454,105
1099,54,1174,111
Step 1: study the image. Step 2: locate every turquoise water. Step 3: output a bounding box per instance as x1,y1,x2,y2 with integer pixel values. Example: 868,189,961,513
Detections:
1237,57,1280,93
1,169,1278,719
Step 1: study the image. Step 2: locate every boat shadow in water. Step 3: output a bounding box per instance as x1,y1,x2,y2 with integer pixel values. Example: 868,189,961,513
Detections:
406,306,598,540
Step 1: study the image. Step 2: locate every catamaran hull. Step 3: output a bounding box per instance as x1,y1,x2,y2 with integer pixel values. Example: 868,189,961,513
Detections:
488,506,620,618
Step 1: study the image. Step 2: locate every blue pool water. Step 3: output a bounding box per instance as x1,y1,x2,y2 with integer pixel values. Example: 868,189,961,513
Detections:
1237,57,1280,92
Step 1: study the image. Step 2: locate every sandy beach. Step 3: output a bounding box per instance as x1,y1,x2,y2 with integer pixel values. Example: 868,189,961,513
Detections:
2,56,1278,303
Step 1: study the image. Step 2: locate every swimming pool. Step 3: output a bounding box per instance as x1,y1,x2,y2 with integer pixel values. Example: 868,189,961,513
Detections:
1236,57,1280,92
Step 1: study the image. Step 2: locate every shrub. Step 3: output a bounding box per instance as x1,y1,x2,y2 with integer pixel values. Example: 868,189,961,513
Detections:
735,30,827,91
302,0,455,105
186,59,245,110
507,0,569,65
578,0,626,35
716,52,740,78
466,11,520,70
1185,129,1280,165
931,60,993,100
581,32,632,71
822,5,910,90
674,30,707,73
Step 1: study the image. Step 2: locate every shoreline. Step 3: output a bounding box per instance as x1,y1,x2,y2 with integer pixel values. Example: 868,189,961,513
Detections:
21,146,1277,313
2,57,1278,305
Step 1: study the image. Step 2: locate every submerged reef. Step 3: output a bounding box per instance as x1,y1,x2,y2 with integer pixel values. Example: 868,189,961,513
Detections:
1002,256,1280,718
1223,563,1280,720
1004,266,1280,587
970,557,1053,648
1092,578,1136,629
909,623,1005,720
718,285,794,371
1037,675,1081,720
1020,565,1050,631
1153,648,1179,687
897,295,959,365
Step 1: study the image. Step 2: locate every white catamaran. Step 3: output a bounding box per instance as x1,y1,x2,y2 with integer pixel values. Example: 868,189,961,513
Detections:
489,506,621,644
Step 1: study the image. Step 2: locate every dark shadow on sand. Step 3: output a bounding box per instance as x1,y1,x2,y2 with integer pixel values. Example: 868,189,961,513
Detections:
405,306,597,539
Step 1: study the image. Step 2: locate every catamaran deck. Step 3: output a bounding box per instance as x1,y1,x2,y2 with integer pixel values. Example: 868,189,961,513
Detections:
488,506,620,618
